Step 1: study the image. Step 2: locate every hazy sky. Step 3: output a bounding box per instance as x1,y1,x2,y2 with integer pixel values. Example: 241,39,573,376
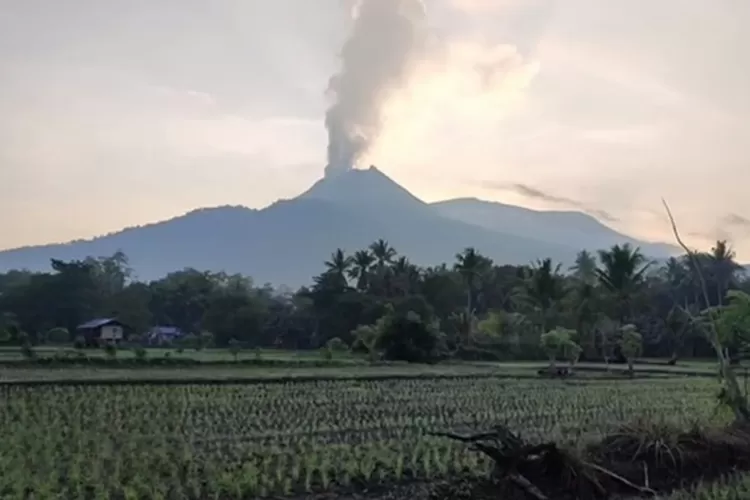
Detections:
2,0,749,258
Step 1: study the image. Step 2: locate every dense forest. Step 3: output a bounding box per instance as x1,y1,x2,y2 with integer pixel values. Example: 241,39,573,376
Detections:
0,239,748,363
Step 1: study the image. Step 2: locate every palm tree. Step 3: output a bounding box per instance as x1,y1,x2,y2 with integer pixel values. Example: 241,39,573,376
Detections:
595,243,650,322
569,250,597,285
348,250,375,291
567,280,599,358
454,247,490,316
324,249,352,288
521,258,567,331
393,258,422,296
710,240,744,306
369,239,397,296
369,239,397,268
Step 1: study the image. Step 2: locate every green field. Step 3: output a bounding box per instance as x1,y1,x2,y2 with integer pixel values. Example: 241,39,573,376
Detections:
0,346,365,363
0,375,726,499
0,359,723,386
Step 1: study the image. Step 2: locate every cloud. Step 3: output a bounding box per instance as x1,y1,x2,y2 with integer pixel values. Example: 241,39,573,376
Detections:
687,213,750,245
724,213,750,231
481,181,620,222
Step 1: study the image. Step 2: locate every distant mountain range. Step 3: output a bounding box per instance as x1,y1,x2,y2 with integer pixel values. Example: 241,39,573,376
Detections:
0,167,679,286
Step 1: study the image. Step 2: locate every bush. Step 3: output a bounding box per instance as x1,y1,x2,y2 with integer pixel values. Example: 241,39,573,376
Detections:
0,329,11,344
228,338,241,361
134,346,148,361
73,334,87,349
351,325,379,355
376,310,445,363
198,331,214,350
104,343,117,359
325,337,348,352
20,342,35,359
178,333,198,351
320,346,334,361
46,327,70,345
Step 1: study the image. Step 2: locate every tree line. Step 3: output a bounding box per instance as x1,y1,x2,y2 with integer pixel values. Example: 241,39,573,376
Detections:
0,239,748,364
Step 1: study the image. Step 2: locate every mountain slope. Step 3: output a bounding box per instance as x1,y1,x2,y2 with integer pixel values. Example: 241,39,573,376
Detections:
431,197,677,258
0,167,677,285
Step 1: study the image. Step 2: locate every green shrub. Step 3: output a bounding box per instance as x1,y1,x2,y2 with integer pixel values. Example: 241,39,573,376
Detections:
104,343,117,359
325,337,347,352
73,335,87,349
228,339,241,361
134,346,148,361
376,310,445,363
46,327,70,345
320,346,334,361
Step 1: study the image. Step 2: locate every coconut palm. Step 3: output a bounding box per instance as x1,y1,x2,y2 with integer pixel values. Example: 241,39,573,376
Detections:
569,250,597,285
710,240,745,306
596,244,650,322
519,258,567,331
369,239,397,268
369,239,397,296
348,250,375,291
390,256,421,295
324,249,352,287
454,247,491,316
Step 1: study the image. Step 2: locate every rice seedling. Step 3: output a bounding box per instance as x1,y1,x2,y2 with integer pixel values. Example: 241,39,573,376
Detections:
0,376,723,499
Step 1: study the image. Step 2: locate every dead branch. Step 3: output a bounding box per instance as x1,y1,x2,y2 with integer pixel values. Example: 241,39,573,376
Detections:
508,472,549,500
582,460,657,496
662,198,750,421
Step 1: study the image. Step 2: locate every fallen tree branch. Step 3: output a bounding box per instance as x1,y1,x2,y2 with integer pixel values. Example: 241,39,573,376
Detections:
583,460,657,497
508,472,549,500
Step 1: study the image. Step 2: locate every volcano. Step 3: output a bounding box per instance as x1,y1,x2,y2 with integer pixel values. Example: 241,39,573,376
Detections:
0,167,676,286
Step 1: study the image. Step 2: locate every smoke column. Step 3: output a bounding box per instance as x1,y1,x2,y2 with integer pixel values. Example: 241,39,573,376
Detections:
324,0,427,177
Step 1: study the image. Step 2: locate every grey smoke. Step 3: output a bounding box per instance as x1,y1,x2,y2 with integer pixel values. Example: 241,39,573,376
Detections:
724,213,750,230
325,0,427,177
482,180,620,223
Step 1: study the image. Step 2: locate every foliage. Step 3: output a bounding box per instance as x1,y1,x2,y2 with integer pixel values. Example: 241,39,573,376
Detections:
706,290,750,349
325,337,347,352
0,238,746,364
375,308,445,363
134,345,148,361
73,334,86,349
228,338,242,361
540,327,577,368
104,343,117,359
619,324,643,374
45,327,70,344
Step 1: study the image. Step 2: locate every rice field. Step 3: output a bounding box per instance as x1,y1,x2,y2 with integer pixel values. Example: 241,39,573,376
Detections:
0,375,725,499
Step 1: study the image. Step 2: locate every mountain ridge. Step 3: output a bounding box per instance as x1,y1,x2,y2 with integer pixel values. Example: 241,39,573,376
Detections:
0,167,679,285
430,196,678,258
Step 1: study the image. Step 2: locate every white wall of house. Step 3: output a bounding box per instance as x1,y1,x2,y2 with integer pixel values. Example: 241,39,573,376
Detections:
100,325,124,341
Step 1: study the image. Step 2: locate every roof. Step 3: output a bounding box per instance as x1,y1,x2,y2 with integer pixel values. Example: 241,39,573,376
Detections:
77,318,121,329
148,326,183,336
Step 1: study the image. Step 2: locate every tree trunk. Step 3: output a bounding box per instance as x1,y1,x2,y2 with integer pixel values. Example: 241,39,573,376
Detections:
667,350,679,365
626,358,634,377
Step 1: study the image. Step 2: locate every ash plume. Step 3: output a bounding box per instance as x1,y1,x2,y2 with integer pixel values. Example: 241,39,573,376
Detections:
325,0,428,177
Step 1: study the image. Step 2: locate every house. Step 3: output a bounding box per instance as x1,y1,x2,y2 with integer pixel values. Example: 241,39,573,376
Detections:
146,326,185,346
76,318,125,346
